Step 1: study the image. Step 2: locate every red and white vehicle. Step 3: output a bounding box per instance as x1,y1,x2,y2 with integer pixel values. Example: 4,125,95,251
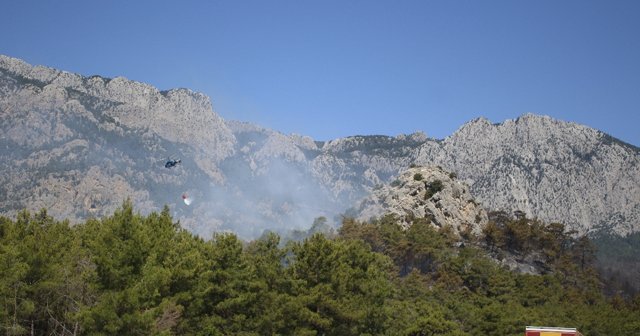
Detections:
525,326,584,336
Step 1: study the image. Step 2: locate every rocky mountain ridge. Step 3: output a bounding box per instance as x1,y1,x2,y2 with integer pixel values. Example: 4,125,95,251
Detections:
1,55,638,237
0,55,235,182
224,117,639,236
415,115,640,234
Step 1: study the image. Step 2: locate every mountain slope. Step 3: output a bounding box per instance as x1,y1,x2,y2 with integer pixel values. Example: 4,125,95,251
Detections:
1,55,638,237
237,116,639,235
0,55,234,231
414,115,640,234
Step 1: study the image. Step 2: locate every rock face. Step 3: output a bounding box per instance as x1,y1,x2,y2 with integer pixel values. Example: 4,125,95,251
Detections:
281,117,638,235
0,55,234,229
1,54,639,238
300,117,638,235
0,56,234,148
357,166,488,235
414,116,640,235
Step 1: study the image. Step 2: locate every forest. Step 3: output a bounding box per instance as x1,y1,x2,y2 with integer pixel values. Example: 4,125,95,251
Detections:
1,201,639,335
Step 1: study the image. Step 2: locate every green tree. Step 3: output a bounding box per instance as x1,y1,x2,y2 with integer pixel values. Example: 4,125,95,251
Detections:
0,210,95,335
290,233,394,335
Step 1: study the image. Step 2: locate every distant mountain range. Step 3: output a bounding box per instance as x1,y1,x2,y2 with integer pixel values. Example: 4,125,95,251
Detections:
1,54,638,238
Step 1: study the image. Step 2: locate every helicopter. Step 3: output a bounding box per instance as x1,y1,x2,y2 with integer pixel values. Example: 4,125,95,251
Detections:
164,158,181,169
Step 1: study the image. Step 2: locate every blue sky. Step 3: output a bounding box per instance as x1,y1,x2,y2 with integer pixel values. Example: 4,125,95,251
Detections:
2,1,639,145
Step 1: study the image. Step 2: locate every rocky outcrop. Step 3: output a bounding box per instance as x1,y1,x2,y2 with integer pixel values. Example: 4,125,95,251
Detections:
357,166,488,235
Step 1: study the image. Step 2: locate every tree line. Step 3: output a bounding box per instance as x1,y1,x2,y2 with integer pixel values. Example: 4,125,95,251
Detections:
1,201,639,335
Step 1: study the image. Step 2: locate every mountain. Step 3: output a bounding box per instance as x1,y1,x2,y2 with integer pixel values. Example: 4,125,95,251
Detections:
236,116,640,236
0,55,235,235
1,54,639,238
415,115,640,235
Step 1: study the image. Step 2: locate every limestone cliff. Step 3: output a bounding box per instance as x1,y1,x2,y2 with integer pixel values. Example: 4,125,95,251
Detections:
0,55,235,182
414,115,640,235
1,54,638,238
0,55,233,226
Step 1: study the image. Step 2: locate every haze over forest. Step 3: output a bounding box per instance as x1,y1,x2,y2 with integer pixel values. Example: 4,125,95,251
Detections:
1,2,640,332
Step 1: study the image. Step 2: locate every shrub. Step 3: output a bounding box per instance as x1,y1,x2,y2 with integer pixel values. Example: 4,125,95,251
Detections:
424,180,444,200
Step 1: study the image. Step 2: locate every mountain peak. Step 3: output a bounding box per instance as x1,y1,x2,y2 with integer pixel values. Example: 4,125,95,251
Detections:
0,54,235,170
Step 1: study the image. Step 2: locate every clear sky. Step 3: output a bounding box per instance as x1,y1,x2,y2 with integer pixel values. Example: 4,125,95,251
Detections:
2,0,639,145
